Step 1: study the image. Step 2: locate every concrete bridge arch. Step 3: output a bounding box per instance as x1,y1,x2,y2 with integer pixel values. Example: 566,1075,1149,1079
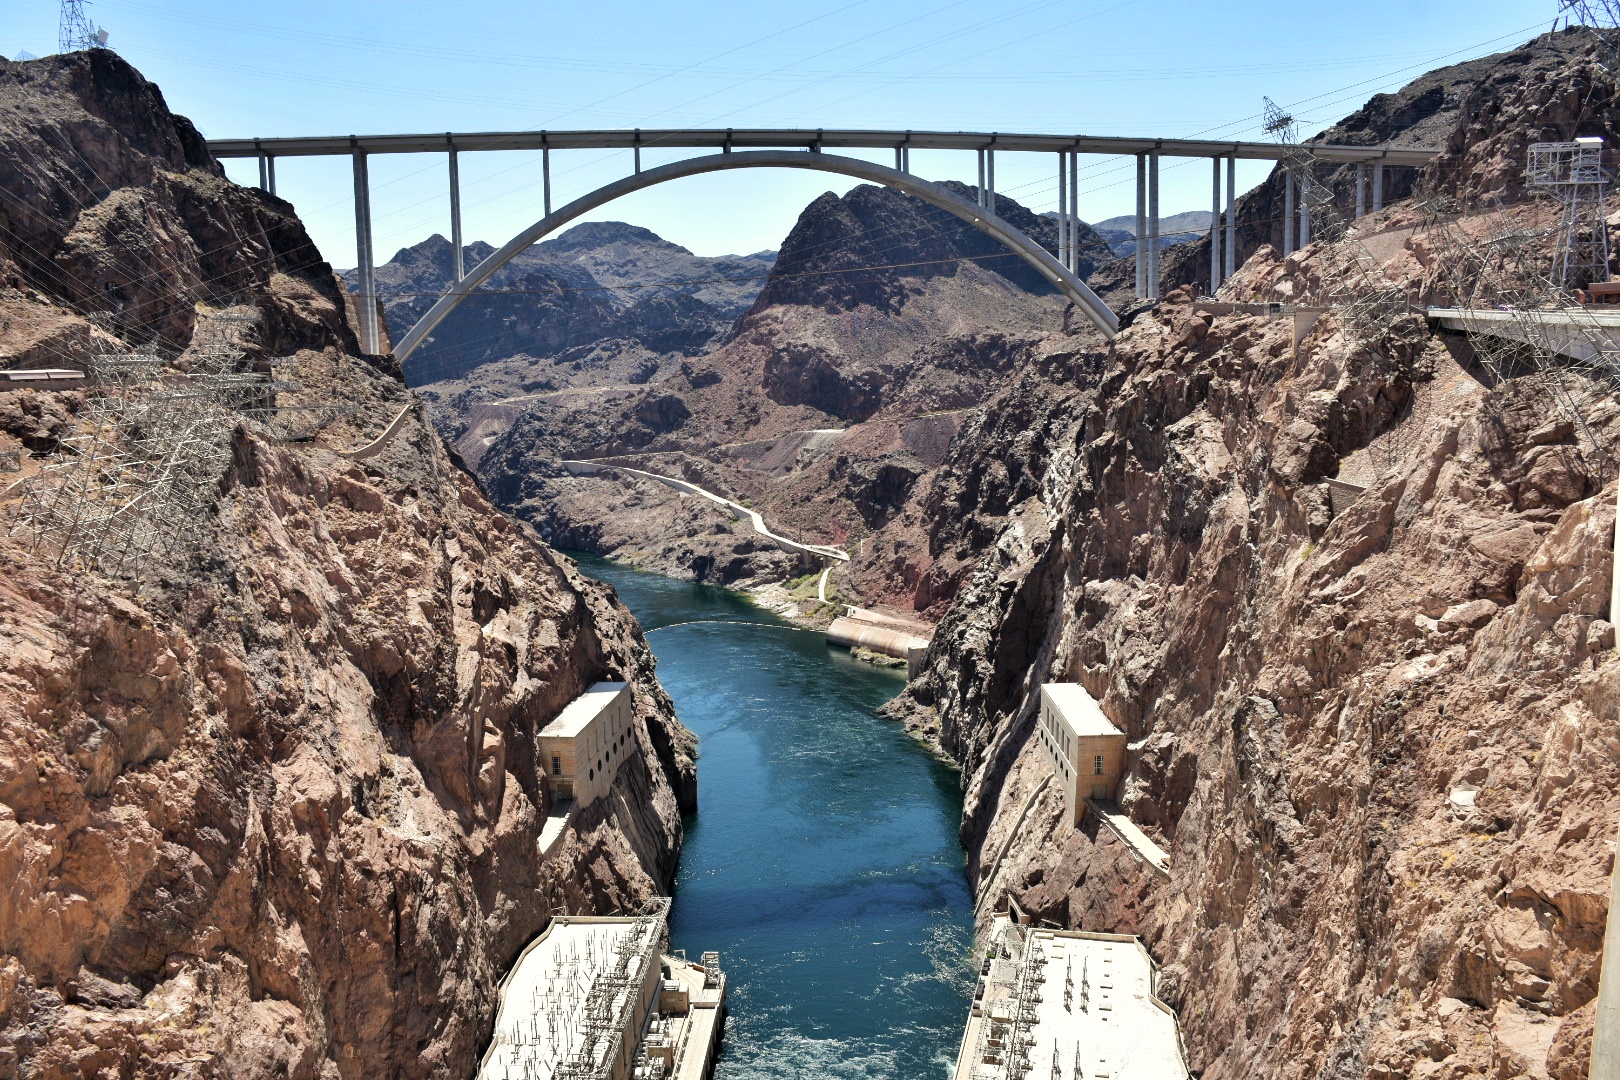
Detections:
392,149,1119,363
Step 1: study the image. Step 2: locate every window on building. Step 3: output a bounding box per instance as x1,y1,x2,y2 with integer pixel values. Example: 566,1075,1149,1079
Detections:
1093,755,1105,776
551,755,561,776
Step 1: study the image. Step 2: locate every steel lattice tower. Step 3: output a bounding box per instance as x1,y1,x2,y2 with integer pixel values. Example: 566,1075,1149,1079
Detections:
1528,138,1612,292
58,0,98,53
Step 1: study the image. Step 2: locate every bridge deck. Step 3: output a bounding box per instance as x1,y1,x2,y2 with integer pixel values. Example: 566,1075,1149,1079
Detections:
208,127,1440,165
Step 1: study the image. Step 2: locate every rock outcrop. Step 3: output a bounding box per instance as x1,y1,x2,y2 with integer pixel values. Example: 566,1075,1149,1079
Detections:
0,50,694,1077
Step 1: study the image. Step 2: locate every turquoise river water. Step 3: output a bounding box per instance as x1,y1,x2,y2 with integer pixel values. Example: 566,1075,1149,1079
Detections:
573,555,974,1079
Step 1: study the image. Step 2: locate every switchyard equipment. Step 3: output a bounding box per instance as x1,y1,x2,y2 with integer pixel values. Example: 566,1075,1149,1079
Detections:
480,899,726,1080
953,918,1188,1080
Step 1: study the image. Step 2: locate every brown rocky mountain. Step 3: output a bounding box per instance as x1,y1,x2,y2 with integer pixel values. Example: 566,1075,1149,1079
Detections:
350,223,776,387
1148,26,1615,302
0,50,693,1075
423,180,1113,593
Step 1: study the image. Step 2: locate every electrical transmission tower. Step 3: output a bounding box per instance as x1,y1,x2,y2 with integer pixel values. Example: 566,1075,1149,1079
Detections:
1561,0,1620,27
1528,138,1613,293
58,0,106,53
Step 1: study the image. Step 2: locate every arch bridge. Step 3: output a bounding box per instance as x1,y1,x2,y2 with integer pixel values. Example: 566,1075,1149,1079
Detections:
206,127,1441,357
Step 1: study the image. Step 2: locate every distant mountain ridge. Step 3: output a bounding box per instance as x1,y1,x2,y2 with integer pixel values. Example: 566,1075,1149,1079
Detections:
345,222,776,384
1083,209,1215,257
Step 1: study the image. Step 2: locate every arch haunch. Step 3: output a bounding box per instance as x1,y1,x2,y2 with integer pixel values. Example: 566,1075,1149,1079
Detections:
393,149,1118,364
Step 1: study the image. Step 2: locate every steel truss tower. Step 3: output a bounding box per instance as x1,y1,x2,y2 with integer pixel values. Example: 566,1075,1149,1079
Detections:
1529,138,1613,293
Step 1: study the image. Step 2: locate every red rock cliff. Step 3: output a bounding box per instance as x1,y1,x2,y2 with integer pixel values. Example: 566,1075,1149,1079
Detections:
0,50,695,1077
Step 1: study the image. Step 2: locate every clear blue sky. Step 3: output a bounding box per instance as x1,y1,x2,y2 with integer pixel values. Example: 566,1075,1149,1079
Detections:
10,0,1560,268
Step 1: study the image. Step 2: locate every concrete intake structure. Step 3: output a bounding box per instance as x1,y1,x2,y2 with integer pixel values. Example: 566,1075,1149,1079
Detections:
826,616,930,660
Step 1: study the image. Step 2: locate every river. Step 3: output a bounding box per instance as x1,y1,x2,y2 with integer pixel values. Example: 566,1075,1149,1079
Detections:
573,554,974,1079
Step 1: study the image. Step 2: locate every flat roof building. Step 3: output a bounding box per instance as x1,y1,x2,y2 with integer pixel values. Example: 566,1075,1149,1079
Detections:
479,900,727,1080
1038,683,1127,826
540,682,634,808
953,916,1189,1080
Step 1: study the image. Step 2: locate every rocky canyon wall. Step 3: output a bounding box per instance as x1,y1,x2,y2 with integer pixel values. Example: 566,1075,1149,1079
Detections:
0,50,693,1078
892,35,1620,1080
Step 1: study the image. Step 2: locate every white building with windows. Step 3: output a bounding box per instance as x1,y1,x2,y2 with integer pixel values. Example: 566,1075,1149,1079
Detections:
539,681,635,808
1037,683,1127,826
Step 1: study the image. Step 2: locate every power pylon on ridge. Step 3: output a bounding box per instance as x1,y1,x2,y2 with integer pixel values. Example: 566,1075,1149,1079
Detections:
58,0,105,53
1560,0,1620,28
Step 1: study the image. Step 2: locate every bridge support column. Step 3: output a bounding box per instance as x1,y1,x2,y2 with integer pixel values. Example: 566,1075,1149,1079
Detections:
267,157,276,196
1135,153,1146,298
1355,163,1366,220
1372,160,1384,213
1057,152,1069,270
351,147,378,355
1284,169,1296,254
1300,170,1312,248
1210,156,1222,292
986,147,995,209
1069,150,1080,273
258,154,269,192
1225,154,1236,280
977,149,986,208
543,145,552,217
448,145,464,282
1148,149,1160,300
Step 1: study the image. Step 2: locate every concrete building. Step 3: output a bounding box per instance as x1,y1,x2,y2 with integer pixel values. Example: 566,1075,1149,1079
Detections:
1038,683,1127,824
952,916,1189,1080
479,900,727,1080
540,682,634,808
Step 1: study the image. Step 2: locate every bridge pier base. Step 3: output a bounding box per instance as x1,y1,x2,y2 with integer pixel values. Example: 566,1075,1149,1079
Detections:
1355,163,1366,219
1135,153,1147,298
1058,152,1069,271
448,144,464,282
1068,151,1080,273
1373,161,1384,213
1284,170,1296,254
1300,170,1312,247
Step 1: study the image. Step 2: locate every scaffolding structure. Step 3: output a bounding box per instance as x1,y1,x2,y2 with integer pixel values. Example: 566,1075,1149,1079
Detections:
1421,185,1620,453
1261,97,1428,357
13,309,276,576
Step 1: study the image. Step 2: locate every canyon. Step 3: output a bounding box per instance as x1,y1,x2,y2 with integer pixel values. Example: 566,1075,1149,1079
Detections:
0,18,1617,1080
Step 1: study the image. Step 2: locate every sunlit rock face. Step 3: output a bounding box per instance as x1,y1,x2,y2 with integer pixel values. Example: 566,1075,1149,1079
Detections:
0,49,693,1077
